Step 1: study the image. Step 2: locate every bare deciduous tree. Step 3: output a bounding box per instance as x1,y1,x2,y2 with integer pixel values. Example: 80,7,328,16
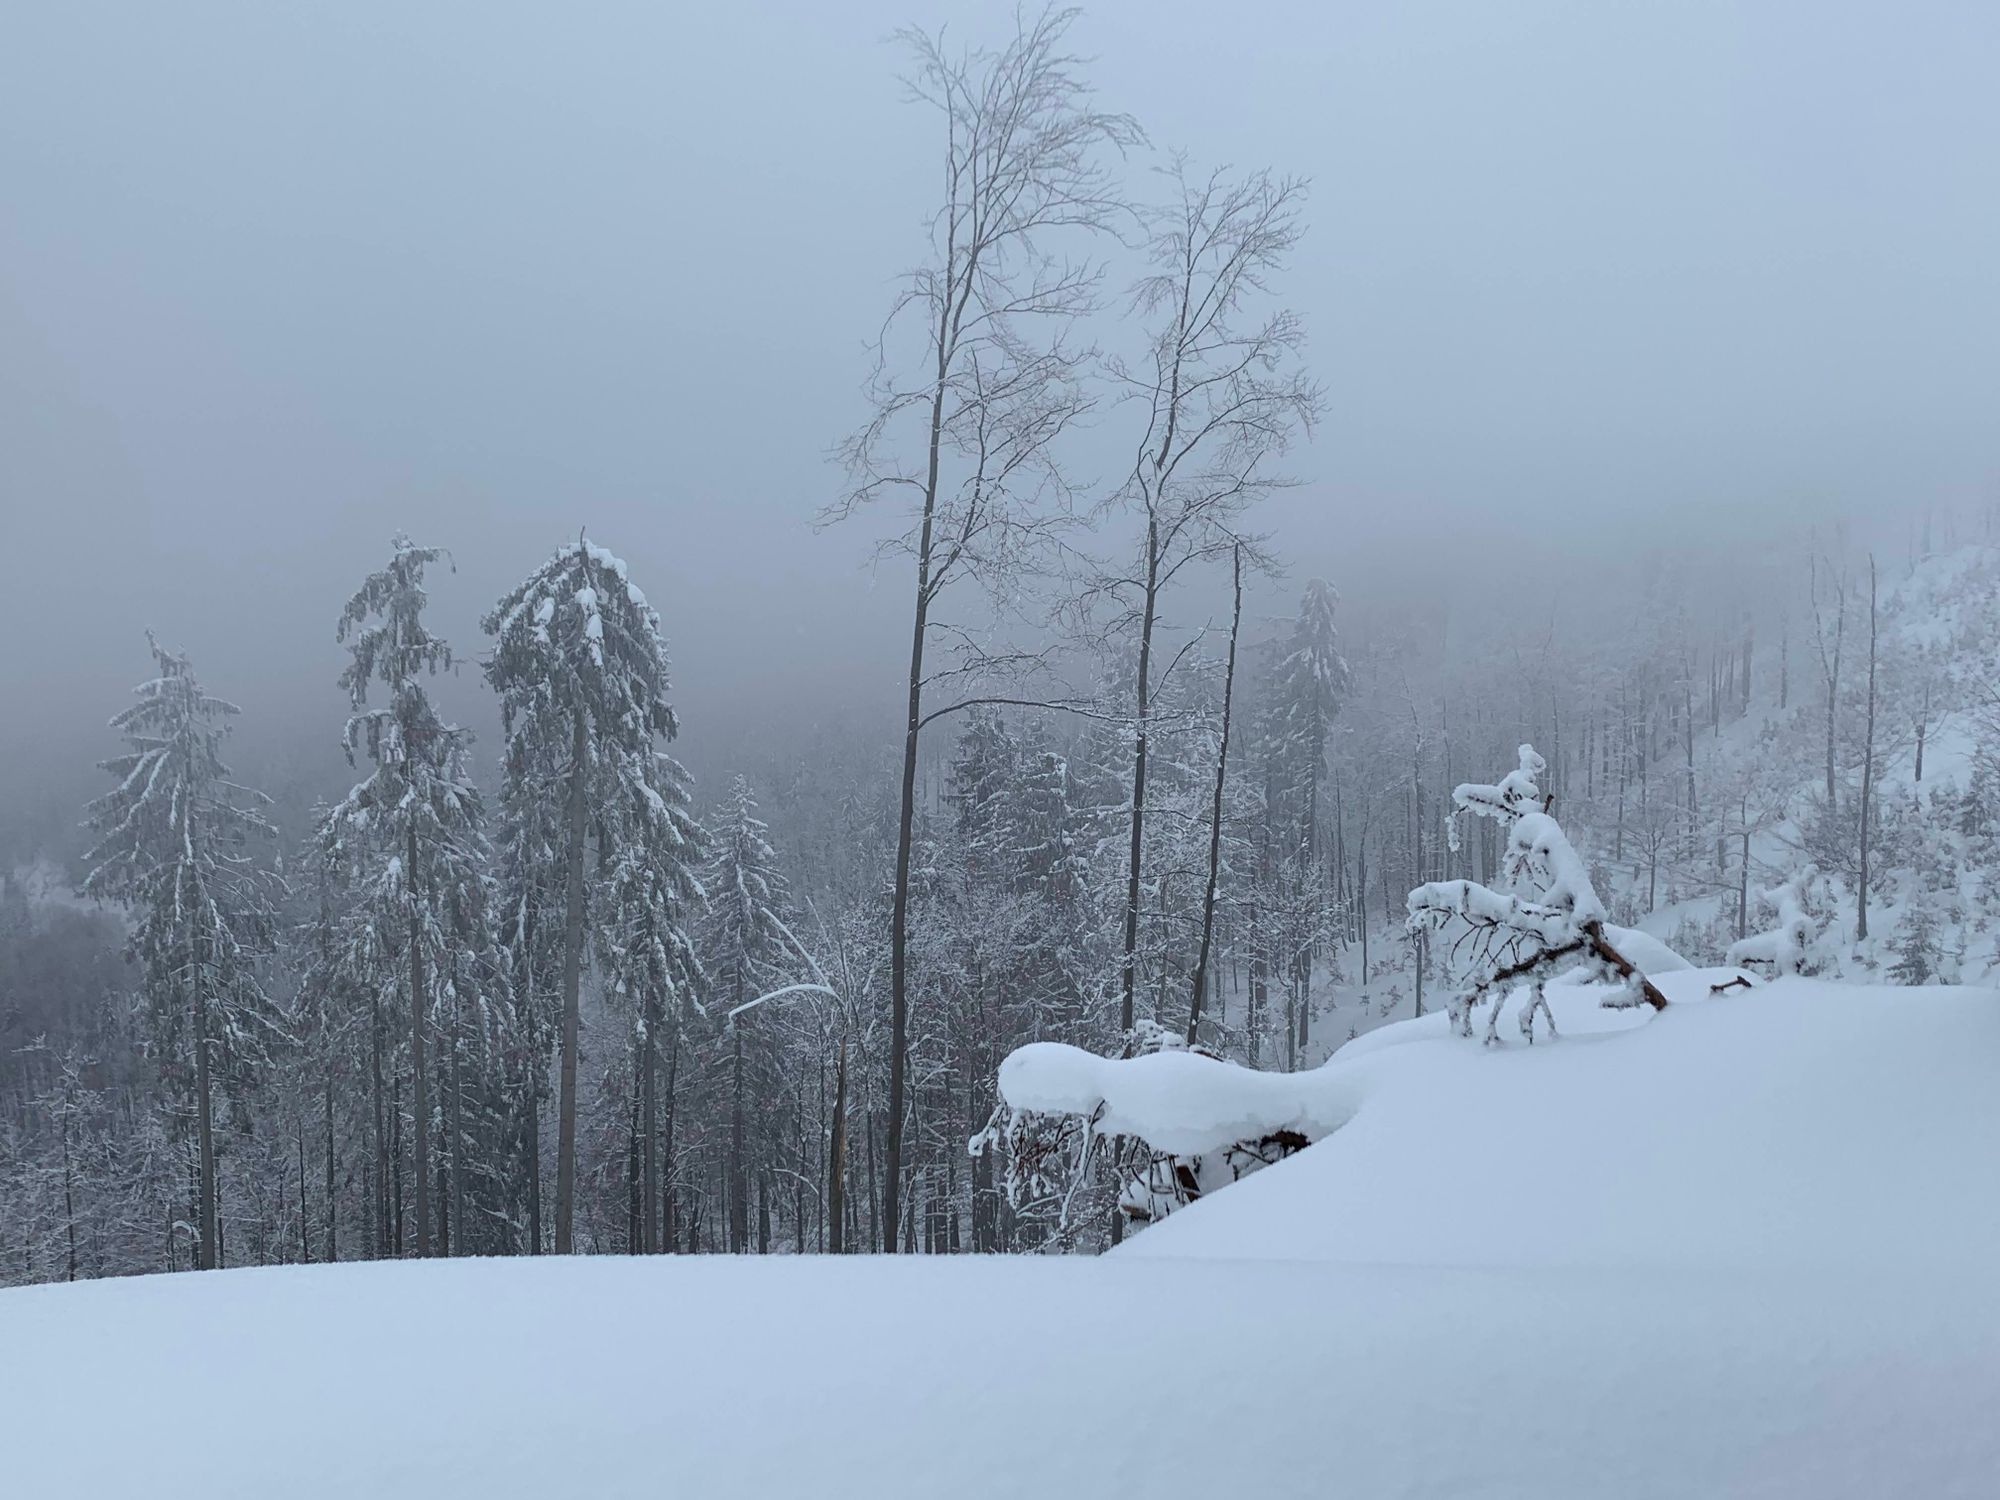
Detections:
1095,160,1322,1040
828,6,1136,1251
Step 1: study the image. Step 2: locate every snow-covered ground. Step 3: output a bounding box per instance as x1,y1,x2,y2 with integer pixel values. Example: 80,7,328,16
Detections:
4,975,1995,1499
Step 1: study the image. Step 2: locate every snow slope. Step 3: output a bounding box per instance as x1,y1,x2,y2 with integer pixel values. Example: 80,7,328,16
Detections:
3,977,1995,1499
1125,971,2000,1270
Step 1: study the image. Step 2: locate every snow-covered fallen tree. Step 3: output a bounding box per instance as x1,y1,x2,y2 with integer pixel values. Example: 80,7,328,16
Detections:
982,1022,1367,1227
1726,868,1830,976
1408,744,1667,1044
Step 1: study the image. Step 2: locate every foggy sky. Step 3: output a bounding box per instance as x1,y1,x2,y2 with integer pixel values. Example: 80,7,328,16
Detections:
4,1,1996,838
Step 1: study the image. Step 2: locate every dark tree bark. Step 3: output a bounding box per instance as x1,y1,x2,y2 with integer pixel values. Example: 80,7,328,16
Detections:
370,990,387,1257
1121,515,1162,1038
324,1065,337,1262
409,823,430,1258
827,1036,848,1254
1857,556,1879,940
638,996,657,1254
554,705,588,1254
1188,544,1243,1043
193,940,218,1272
729,1008,749,1254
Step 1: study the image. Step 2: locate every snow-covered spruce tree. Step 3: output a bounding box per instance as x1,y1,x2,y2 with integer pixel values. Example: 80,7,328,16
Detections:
484,536,695,1255
83,633,286,1271
596,753,703,1255
319,535,506,1258
696,777,798,1254
1263,577,1350,1058
1407,745,1666,1044
1888,898,1939,985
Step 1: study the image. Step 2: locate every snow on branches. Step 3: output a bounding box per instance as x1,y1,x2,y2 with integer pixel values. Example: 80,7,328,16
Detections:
1725,869,1829,977
1408,744,1667,1044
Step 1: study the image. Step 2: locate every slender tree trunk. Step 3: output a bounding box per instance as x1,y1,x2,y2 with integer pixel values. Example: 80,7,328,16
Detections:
1615,687,1629,861
883,503,939,1255
370,992,387,1258
408,823,430,1259
639,997,657,1254
61,1117,77,1282
1188,545,1243,1043
1738,804,1751,939
1683,672,1698,856
1413,930,1425,1018
555,705,589,1254
827,1035,848,1255
193,931,218,1272
449,996,465,1255
297,1108,309,1263
1915,681,1929,782
391,1071,403,1253
661,1013,681,1253
1858,556,1879,940
1120,519,1162,1037
525,1068,542,1255
324,1065,337,1262
865,1106,880,1256
1356,822,1370,980
729,1004,749,1254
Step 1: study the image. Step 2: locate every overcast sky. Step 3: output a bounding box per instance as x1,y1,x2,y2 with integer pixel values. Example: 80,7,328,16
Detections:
3,1,1996,829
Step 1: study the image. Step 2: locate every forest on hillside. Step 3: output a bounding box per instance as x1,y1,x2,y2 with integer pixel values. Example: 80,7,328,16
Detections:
3,8,1996,1286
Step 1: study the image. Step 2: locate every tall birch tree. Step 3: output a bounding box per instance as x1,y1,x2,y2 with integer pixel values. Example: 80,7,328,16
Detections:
830,6,1135,1249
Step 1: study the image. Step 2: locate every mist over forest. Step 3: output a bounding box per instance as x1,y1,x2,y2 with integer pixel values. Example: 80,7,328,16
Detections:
3,6,1998,1497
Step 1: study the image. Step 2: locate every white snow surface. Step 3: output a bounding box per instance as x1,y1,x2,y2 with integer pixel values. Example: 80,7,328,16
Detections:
4,974,1996,1499
1126,971,2000,1270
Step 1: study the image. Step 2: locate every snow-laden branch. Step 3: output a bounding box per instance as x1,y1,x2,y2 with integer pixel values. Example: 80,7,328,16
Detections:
726,983,838,1022
1409,749,1664,1043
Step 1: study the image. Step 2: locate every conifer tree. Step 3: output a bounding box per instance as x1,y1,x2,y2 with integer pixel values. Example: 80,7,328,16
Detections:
698,778,793,1253
484,536,693,1254
1888,900,1938,985
84,633,285,1270
603,755,705,1254
1262,576,1349,1056
319,535,499,1257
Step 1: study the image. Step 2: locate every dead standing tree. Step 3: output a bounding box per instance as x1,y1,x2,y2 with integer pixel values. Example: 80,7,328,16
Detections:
828,7,1136,1251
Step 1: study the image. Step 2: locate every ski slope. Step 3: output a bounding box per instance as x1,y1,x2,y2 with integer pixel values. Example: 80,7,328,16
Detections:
3,976,1995,1499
